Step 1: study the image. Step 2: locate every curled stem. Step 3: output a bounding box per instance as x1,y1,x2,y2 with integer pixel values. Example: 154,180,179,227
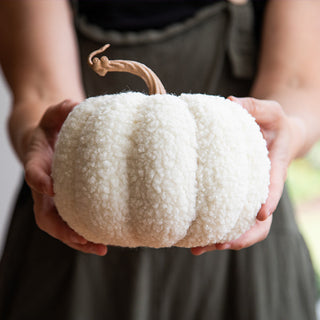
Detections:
88,44,166,95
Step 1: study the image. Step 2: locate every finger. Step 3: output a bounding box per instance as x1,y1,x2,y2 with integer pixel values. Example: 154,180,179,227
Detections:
191,244,216,256
192,216,273,254
33,191,87,244
216,215,273,251
40,99,78,141
25,157,54,196
65,241,108,256
257,147,286,220
33,192,107,255
228,96,287,220
25,100,79,195
228,96,284,127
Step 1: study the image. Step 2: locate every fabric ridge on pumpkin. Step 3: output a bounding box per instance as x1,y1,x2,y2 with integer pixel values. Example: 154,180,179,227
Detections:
52,93,270,248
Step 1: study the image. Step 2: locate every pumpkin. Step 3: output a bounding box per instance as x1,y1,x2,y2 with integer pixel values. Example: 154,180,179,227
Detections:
52,44,270,248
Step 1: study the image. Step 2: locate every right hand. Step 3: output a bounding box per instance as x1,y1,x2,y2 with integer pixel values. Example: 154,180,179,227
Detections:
191,96,304,255
24,100,108,255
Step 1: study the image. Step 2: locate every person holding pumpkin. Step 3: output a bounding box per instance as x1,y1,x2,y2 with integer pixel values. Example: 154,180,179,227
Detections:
0,0,319,319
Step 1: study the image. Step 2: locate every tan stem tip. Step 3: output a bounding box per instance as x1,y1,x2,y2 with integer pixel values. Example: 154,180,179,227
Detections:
88,44,166,95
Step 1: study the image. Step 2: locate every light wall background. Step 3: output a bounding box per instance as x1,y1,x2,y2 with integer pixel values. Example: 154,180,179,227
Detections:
0,69,21,254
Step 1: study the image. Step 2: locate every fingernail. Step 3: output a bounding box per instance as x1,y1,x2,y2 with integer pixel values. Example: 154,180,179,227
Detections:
196,249,206,256
93,245,107,256
258,210,271,221
228,96,239,102
191,247,205,256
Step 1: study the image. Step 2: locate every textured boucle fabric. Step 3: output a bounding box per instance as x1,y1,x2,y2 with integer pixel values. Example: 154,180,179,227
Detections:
52,93,270,248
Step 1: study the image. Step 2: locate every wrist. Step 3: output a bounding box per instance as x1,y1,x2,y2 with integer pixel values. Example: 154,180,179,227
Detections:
8,101,40,164
9,121,36,165
287,115,307,160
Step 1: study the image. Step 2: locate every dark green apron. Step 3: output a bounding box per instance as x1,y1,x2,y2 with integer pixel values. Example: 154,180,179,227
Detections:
0,2,317,319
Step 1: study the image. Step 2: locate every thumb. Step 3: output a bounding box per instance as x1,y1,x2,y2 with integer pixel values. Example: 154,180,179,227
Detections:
40,99,79,143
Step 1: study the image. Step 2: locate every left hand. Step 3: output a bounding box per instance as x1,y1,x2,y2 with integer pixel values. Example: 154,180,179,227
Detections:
24,100,108,255
191,96,304,255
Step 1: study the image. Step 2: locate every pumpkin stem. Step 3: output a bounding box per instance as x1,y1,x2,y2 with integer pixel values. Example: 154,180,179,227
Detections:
88,44,166,95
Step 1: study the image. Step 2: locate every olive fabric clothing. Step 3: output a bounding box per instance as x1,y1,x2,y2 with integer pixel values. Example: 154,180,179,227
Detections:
75,0,224,31
0,2,317,320
74,0,266,33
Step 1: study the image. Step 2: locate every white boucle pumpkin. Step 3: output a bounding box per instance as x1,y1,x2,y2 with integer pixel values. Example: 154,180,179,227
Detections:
51,45,270,248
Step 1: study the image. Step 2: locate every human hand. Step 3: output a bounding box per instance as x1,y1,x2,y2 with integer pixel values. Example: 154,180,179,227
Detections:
24,100,107,255
191,96,304,255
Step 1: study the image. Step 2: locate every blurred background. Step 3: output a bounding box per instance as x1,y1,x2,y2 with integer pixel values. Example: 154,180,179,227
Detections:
0,69,21,253
287,143,320,307
0,68,319,315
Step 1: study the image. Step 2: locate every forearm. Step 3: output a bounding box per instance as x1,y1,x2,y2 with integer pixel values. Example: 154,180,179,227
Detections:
8,100,43,164
0,0,85,163
8,77,84,163
251,79,320,159
250,0,320,160
8,96,82,164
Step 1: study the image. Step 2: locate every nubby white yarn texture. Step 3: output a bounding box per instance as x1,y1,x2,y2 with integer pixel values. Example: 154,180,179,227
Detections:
52,93,270,248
